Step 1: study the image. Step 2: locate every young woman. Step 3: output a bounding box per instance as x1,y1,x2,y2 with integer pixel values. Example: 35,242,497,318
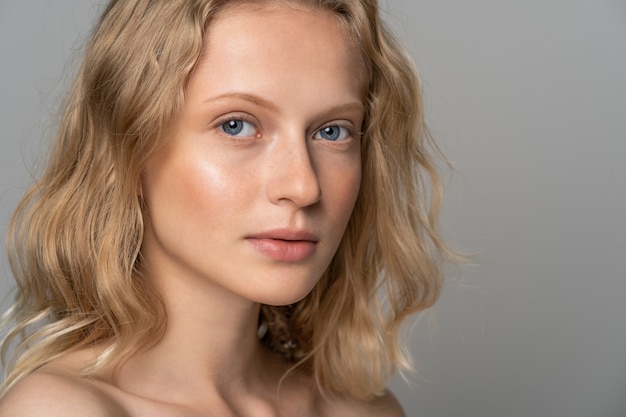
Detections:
0,0,449,415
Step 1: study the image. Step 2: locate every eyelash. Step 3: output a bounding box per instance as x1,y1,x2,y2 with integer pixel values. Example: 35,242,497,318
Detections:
213,115,357,142
214,115,260,139
314,124,354,142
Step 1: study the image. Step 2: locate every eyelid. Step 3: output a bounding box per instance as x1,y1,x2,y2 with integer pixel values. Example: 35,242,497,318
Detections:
212,113,261,138
314,121,357,141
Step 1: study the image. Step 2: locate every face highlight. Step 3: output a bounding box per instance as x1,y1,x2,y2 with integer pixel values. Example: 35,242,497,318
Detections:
140,4,366,306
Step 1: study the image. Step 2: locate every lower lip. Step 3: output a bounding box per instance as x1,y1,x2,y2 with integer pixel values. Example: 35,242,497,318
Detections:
246,238,317,262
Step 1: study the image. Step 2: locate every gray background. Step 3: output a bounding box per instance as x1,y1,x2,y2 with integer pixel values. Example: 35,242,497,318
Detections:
1,1,625,416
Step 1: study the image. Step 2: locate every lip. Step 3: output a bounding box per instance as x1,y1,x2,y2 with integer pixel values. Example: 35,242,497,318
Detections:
246,228,319,262
247,228,319,242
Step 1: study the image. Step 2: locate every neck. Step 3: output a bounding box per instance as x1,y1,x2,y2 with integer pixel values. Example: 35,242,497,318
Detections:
113,262,280,404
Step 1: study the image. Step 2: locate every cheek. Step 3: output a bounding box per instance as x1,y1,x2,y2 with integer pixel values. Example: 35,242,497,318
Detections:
323,157,362,220
181,164,224,223
344,168,362,217
143,153,243,231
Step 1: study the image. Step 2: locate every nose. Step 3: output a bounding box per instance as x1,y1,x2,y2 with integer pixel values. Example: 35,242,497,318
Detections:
266,136,321,207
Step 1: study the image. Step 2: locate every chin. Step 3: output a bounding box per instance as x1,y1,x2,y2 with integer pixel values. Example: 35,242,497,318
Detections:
237,261,327,307
256,289,314,307
250,278,319,307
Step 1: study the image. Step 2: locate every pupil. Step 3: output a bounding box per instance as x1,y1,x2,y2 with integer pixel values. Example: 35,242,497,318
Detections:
224,120,243,135
324,126,339,140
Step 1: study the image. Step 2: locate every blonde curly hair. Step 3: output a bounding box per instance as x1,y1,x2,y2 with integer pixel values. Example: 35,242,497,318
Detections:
1,0,450,400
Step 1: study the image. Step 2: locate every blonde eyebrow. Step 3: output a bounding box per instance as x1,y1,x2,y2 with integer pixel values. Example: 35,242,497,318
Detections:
322,102,365,116
204,92,364,116
204,92,279,112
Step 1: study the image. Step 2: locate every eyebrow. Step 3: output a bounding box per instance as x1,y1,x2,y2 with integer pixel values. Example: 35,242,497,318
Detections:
204,92,364,115
205,92,279,112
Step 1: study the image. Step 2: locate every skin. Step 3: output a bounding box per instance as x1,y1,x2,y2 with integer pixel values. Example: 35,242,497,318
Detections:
0,4,405,417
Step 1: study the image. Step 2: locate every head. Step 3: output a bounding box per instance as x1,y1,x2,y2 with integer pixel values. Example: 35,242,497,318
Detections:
4,0,446,399
138,1,367,311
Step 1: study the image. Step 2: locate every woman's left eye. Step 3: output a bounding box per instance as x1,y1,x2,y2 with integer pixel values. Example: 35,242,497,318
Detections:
219,119,257,137
314,125,351,142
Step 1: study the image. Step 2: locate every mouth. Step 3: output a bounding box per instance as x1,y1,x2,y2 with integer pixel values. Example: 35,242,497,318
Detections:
246,229,318,262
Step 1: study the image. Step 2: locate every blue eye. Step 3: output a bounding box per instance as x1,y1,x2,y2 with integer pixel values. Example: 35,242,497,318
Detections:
314,125,350,141
220,119,256,137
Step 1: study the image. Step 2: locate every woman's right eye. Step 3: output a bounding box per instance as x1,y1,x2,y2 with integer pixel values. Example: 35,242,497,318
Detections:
219,119,257,137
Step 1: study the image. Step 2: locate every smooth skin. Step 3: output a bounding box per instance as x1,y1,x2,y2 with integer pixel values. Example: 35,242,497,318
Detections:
0,4,405,416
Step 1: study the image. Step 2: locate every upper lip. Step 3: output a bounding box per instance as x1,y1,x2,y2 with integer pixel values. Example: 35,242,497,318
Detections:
246,228,319,242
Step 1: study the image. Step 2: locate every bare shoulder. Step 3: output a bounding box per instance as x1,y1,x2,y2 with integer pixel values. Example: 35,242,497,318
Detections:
0,370,124,417
322,389,406,417
369,390,406,417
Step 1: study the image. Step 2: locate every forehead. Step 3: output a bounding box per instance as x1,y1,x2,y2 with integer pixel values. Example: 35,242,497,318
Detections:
191,2,367,95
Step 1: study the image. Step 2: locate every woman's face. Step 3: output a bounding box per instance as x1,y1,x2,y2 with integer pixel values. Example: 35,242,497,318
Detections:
141,4,365,306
